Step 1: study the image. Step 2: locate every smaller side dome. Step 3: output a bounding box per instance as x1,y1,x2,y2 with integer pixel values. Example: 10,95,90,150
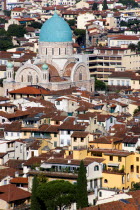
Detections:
42,64,48,70
7,62,13,68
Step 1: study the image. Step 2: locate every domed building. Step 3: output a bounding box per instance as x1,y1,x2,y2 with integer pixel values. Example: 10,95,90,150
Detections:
3,13,94,96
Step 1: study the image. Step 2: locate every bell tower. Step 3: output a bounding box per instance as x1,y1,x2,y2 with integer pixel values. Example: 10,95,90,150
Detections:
6,62,14,82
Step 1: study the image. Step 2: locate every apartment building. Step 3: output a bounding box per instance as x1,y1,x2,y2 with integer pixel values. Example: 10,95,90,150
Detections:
86,46,140,83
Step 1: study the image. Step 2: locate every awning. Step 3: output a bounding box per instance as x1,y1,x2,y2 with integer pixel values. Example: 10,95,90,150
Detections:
108,163,119,167
41,163,52,168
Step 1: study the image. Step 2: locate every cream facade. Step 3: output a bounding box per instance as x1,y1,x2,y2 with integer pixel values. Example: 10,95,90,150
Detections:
77,13,95,29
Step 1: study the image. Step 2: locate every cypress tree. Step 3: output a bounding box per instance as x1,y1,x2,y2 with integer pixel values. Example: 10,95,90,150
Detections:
31,176,41,210
77,160,88,209
103,0,108,10
92,2,98,10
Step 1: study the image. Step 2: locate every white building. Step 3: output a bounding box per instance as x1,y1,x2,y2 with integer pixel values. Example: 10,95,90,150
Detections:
77,13,96,29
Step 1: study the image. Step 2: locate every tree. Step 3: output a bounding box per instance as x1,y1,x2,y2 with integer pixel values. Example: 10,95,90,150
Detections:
31,176,41,210
0,28,7,36
67,19,76,27
3,10,11,17
129,43,136,52
118,0,138,8
74,29,86,46
133,106,140,115
132,182,140,190
0,37,13,51
92,2,98,10
102,0,108,10
37,180,76,210
120,20,127,27
95,78,106,91
0,17,8,24
30,21,42,29
76,160,88,209
7,24,26,38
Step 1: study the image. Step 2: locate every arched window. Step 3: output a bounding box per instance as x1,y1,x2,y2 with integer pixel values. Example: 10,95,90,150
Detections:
104,179,108,183
59,48,60,55
127,173,130,182
21,75,23,82
52,48,54,55
79,72,82,80
99,191,102,197
94,165,99,171
28,75,32,83
36,76,38,83
122,176,125,184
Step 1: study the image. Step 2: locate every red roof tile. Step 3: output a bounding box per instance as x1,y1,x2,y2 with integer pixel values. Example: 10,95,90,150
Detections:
10,177,28,184
0,184,31,202
9,86,50,95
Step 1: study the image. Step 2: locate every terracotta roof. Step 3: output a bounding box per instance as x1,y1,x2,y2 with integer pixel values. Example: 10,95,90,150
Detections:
5,121,21,132
6,110,30,120
24,156,47,166
26,26,35,32
63,63,75,77
71,131,89,138
89,148,131,157
38,124,59,133
77,112,97,120
0,103,16,107
97,114,113,122
51,115,66,122
9,86,50,95
59,117,88,131
92,136,112,144
123,136,138,144
110,35,139,40
12,7,24,11
4,159,25,169
109,71,137,79
83,198,139,210
0,131,4,138
30,141,41,150
48,64,65,82
0,97,10,101
15,18,34,22
10,177,28,184
27,97,55,108
0,184,31,202
0,168,20,181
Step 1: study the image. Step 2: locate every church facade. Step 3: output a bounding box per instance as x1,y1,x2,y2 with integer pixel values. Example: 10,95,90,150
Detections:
3,13,94,96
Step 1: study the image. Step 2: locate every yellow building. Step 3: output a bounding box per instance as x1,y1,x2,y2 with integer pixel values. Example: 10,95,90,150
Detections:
89,136,122,150
70,131,93,150
88,148,140,190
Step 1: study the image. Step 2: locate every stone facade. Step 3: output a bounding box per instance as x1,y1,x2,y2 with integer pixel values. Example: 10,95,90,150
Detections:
3,14,94,96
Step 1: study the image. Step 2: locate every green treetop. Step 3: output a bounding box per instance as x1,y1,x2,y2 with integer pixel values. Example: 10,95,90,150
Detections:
103,0,108,10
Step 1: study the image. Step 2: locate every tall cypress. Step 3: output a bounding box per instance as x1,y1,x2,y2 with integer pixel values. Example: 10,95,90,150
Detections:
31,176,41,210
103,0,108,10
77,160,88,209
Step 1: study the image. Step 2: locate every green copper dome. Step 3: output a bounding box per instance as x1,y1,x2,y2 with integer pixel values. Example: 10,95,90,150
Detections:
39,13,72,42
7,62,13,68
42,63,48,70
